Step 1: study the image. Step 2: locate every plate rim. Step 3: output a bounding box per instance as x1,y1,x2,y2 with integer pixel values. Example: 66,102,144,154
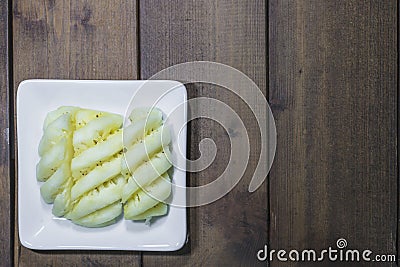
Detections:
17,79,187,251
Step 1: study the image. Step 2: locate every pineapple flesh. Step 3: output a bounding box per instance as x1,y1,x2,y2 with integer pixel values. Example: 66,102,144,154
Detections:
36,106,173,227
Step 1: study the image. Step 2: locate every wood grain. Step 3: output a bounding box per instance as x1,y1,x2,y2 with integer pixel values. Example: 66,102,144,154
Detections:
269,1,397,266
140,0,267,266
10,1,399,266
0,0,10,266
13,1,139,266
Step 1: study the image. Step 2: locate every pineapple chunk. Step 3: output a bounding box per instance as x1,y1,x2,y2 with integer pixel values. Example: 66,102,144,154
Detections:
68,176,125,220
72,202,122,227
39,113,74,156
122,125,171,178
122,149,172,203
40,163,71,203
128,202,168,221
73,114,122,155
124,173,171,219
71,130,123,179
52,176,74,217
36,138,69,181
128,107,162,124
71,156,122,201
75,109,114,129
123,112,162,148
39,106,75,204
43,106,79,130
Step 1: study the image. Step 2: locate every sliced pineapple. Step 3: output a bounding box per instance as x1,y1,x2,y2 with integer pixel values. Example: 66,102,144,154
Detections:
75,109,111,129
38,106,76,213
71,155,122,201
68,175,125,220
52,176,74,217
71,130,123,180
67,108,125,225
73,114,122,155
128,107,162,124
124,173,171,219
123,111,162,148
43,106,79,130
72,202,122,227
122,125,171,178
128,202,168,221
122,108,173,222
40,163,71,203
39,113,74,156
122,149,172,203
38,106,172,227
36,138,69,181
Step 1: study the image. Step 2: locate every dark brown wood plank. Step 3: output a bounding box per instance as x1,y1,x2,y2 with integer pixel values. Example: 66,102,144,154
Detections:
13,1,140,266
140,1,267,266
269,1,397,266
0,0,10,266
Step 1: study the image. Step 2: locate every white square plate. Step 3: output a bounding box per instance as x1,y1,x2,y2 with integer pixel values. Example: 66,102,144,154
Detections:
17,80,187,251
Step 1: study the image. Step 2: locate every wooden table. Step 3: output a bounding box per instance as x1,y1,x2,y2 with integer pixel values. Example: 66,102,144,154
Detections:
0,1,397,266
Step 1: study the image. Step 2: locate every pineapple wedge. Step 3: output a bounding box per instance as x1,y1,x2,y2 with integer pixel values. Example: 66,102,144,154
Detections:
72,202,122,227
39,113,74,156
128,107,162,124
128,202,168,221
123,111,162,147
122,125,171,178
68,176,125,220
124,173,171,219
71,130,123,179
71,155,121,201
40,163,71,203
36,137,70,181
52,176,74,217
75,109,112,129
43,106,79,130
122,149,172,203
73,114,122,155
